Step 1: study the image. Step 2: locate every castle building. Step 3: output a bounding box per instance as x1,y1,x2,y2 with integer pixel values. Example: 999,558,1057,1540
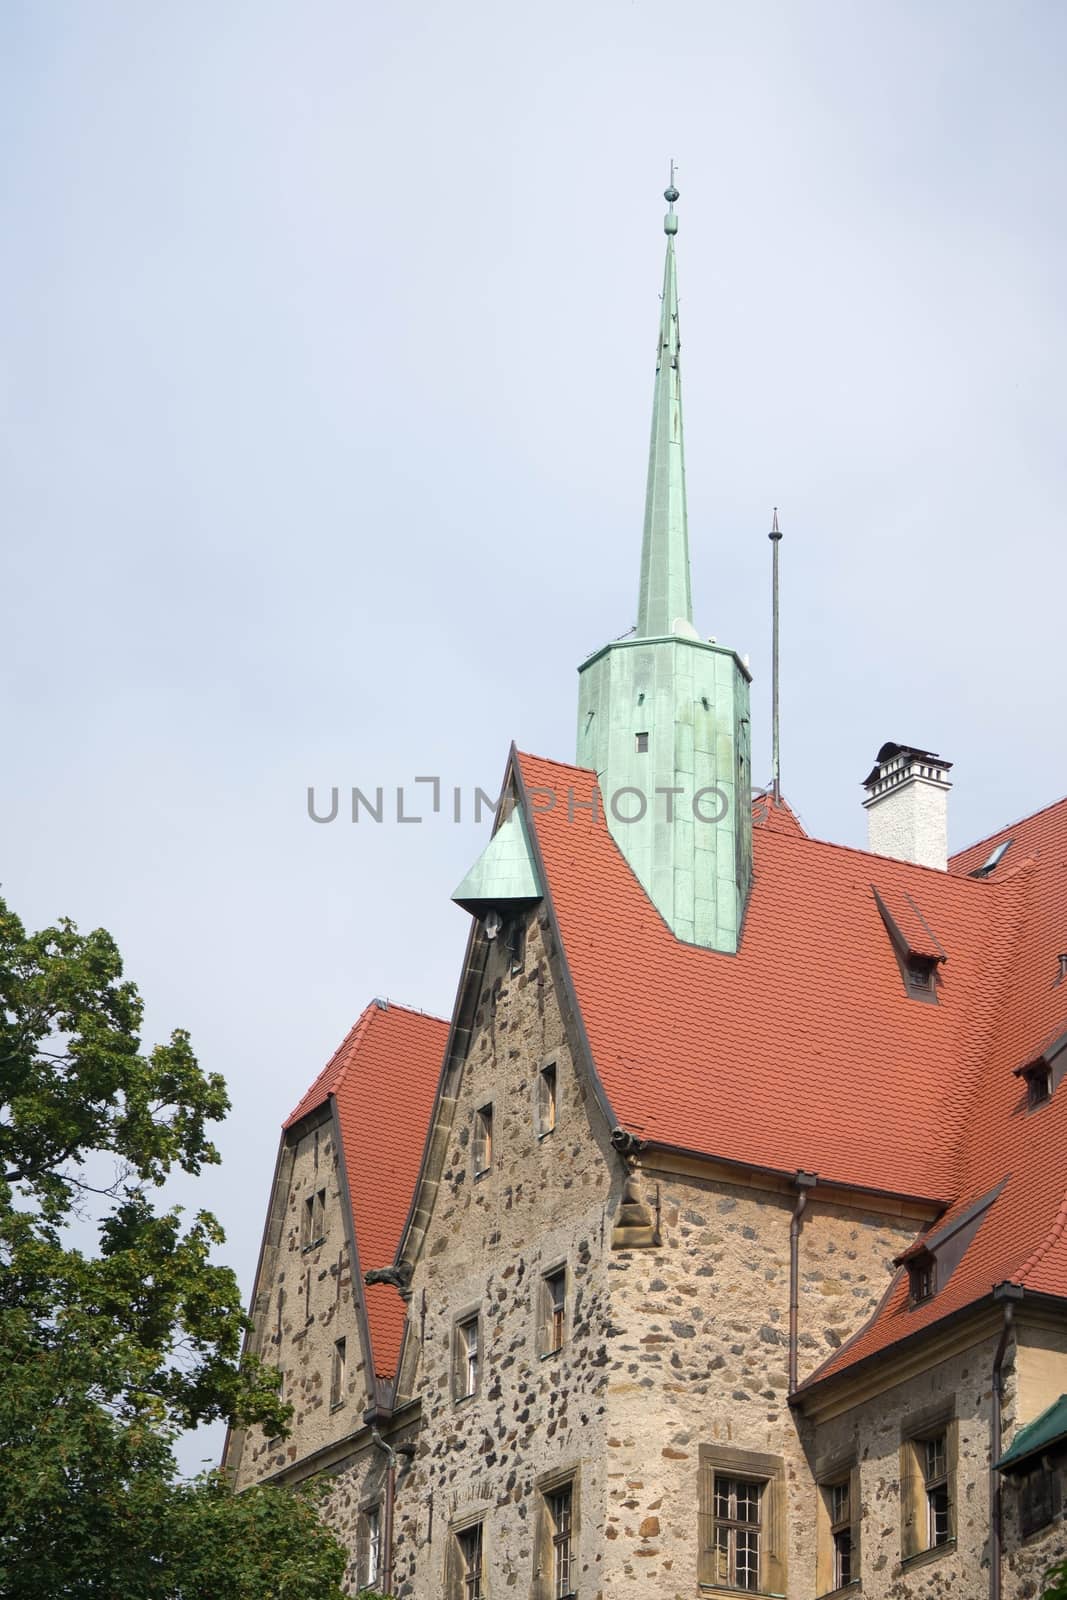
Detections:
223,186,1067,1600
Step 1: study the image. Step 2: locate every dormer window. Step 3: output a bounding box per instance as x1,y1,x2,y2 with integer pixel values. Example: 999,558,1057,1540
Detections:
1024,1062,1052,1109
909,1252,936,1305
872,886,945,1004
1013,1037,1067,1109
907,956,937,993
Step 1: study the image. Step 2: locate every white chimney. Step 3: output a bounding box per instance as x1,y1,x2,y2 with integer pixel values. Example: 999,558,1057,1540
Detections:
862,742,953,871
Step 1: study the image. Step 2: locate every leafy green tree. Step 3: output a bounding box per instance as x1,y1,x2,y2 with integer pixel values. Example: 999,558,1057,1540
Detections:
0,895,348,1597
1046,1558,1067,1600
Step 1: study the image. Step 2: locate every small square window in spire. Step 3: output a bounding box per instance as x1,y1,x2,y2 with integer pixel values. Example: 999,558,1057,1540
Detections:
635,732,649,754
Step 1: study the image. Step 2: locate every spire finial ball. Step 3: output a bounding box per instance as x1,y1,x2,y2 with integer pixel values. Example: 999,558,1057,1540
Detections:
664,184,679,203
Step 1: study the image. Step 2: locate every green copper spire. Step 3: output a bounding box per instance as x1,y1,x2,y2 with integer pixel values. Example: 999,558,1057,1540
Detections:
636,173,693,639
576,175,753,955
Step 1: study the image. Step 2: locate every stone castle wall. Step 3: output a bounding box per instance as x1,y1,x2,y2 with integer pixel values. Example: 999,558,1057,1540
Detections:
230,1110,372,1489
389,912,621,1598
599,1163,921,1596
227,916,1067,1599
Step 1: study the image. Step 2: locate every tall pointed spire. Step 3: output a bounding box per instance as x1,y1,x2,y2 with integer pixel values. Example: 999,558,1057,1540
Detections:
636,169,693,638
576,175,752,955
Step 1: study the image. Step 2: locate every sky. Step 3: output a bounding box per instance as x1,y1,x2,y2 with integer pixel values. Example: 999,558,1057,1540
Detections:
2,0,1065,1474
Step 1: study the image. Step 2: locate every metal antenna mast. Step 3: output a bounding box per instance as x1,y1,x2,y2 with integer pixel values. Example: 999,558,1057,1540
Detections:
769,508,783,805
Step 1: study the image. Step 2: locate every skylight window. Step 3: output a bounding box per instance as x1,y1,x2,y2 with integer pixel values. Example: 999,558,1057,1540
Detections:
970,838,1013,878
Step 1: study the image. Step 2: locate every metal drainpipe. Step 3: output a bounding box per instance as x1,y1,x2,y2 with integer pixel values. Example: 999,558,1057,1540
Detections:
789,1171,819,1394
990,1284,1024,1600
371,1428,396,1596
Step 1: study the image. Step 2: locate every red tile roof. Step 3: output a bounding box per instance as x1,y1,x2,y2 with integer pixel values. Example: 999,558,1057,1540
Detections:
873,885,947,962
281,756,1067,1393
514,751,1067,1385
752,792,808,838
285,1001,448,1381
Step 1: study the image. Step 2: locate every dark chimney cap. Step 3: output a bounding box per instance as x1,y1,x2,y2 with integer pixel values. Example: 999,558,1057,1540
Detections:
862,742,953,788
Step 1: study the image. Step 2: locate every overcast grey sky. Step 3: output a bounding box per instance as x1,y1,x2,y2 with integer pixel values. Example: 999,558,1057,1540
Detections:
2,1,1065,1472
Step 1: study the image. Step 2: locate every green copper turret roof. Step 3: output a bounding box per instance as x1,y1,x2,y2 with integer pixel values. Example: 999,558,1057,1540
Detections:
636,178,693,639
451,803,542,915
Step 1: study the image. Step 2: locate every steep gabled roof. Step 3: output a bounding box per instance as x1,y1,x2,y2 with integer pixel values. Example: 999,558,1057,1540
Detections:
513,751,1067,1381
285,1000,448,1381
516,751,1012,1200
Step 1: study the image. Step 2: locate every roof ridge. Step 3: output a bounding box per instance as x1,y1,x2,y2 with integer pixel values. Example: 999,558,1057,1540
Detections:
950,791,1067,868
369,999,450,1024
760,821,1005,888
283,1003,379,1126
518,748,1014,889
515,749,595,779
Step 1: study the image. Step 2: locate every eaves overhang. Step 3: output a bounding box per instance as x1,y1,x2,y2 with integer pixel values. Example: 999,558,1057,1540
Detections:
576,632,752,683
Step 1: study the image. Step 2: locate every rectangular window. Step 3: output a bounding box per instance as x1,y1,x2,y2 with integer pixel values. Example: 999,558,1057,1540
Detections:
363,1505,381,1588
909,1254,935,1304
829,1480,852,1588
635,731,649,753
543,1266,566,1354
699,1447,786,1595
1019,1463,1058,1536
457,1523,483,1600
549,1485,573,1599
330,1336,346,1408
454,1314,480,1400
901,1417,957,1560
713,1475,762,1591
816,1464,860,1594
538,1064,557,1136
507,915,527,973
303,1187,326,1248
473,1105,493,1176
924,1434,950,1547
1026,1063,1053,1108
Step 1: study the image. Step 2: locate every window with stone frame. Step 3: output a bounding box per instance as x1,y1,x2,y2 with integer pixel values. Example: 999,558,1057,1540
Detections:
900,1414,957,1561
453,1312,480,1402
698,1445,787,1594
330,1336,346,1408
459,1523,484,1600
506,913,527,974
302,1187,326,1249
445,1519,485,1600
359,1503,382,1590
539,1264,567,1356
548,1485,574,1598
815,1463,860,1594
473,1104,493,1176
537,1062,557,1137
1018,1459,1060,1536
533,1469,579,1600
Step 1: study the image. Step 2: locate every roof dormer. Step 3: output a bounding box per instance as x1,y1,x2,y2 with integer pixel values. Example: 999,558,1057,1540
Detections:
872,885,947,1004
